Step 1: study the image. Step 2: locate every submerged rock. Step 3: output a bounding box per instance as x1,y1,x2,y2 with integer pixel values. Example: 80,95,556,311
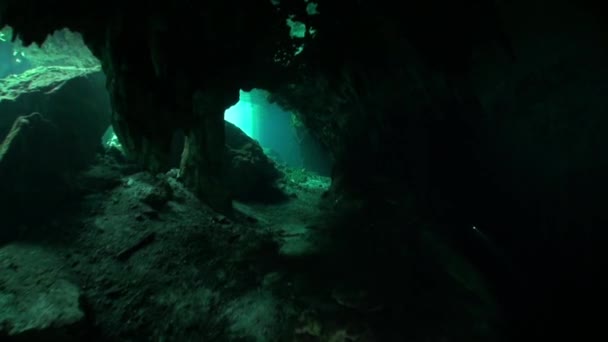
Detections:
0,113,66,237
0,244,86,341
0,66,110,168
168,121,285,203
0,66,110,232
224,121,284,202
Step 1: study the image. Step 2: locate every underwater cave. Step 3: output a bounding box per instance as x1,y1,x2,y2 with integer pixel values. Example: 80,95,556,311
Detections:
1,0,608,341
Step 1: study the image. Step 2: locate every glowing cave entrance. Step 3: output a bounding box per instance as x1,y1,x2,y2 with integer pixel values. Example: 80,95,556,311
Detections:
224,89,331,175
224,90,258,139
225,89,302,167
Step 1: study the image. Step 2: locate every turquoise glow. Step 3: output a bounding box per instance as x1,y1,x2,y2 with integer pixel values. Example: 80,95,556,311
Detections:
224,90,257,138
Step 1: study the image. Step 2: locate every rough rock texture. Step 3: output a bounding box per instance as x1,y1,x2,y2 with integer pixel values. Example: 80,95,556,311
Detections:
11,153,496,341
170,121,284,202
2,0,608,338
0,0,299,212
0,244,86,341
224,121,283,202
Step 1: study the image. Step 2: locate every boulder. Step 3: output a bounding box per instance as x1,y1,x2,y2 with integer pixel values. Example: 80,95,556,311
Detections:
0,66,110,170
0,66,110,233
224,121,284,202
171,122,285,203
0,244,86,341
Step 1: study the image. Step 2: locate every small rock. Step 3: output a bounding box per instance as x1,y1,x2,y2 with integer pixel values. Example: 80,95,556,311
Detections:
213,215,231,225
331,287,384,313
165,168,180,179
140,178,173,209
143,210,160,220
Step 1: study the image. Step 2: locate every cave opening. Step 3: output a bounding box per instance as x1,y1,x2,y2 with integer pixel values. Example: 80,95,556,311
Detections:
225,88,331,176
2,0,608,340
0,26,111,233
0,25,107,148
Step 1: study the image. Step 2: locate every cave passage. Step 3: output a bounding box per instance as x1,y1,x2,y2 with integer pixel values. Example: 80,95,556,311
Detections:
2,0,608,340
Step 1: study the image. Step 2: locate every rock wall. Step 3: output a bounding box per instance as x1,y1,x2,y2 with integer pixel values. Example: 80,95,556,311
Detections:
0,0,605,240
2,1,608,335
